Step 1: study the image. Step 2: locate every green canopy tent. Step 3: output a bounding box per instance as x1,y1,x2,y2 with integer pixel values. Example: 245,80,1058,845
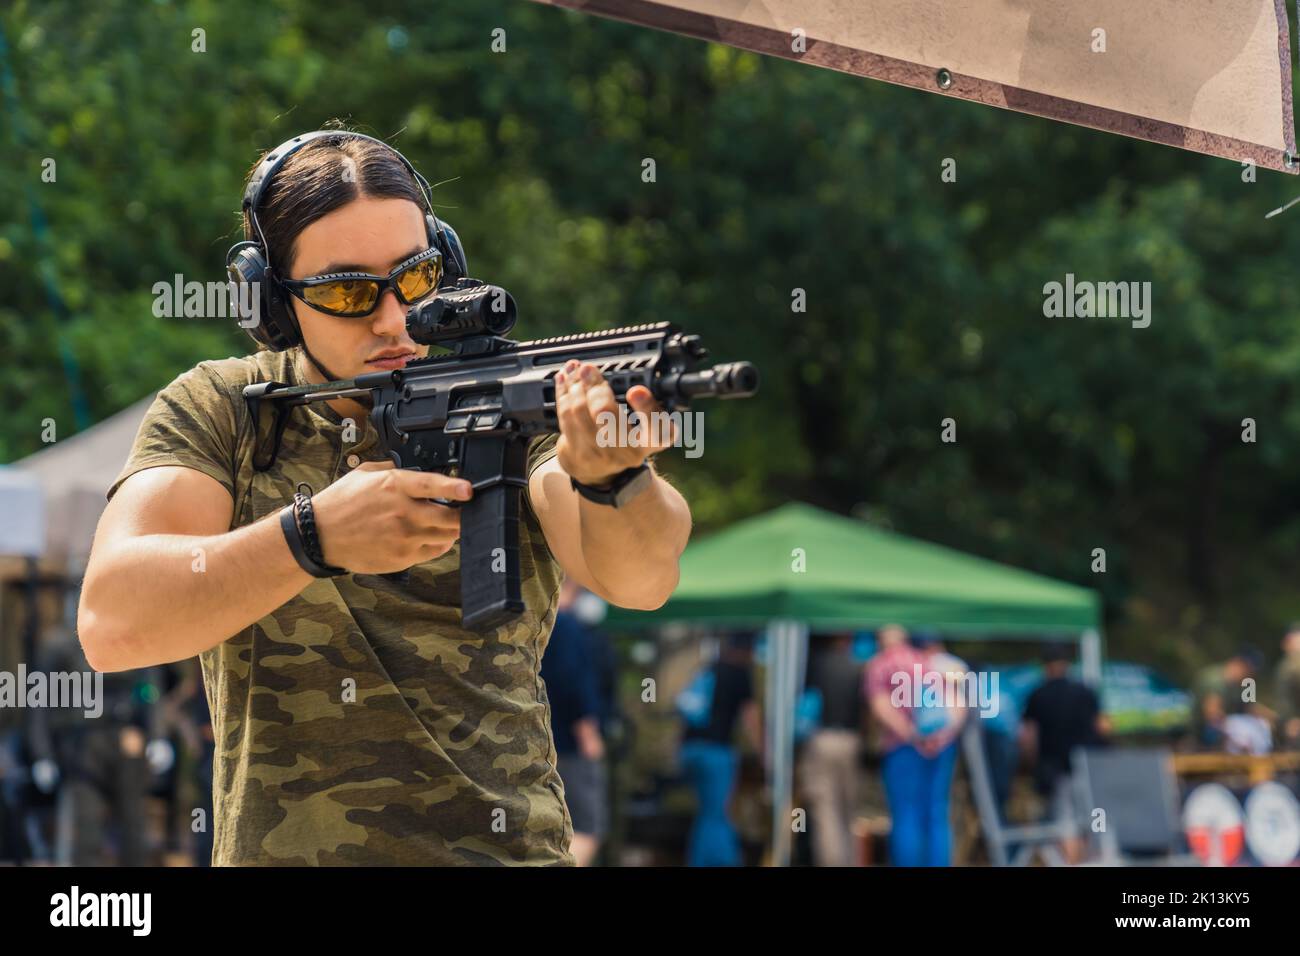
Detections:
604,501,1103,865
607,501,1099,632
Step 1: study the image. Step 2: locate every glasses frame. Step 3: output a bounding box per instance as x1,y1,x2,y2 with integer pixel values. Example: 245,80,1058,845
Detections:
278,245,444,318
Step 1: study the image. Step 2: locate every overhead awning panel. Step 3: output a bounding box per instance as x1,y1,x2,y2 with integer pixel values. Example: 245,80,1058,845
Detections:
535,0,1298,173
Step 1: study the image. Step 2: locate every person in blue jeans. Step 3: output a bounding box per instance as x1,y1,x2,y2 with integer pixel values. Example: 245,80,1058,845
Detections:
679,739,742,866
879,735,961,867
677,634,762,866
866,628,969,866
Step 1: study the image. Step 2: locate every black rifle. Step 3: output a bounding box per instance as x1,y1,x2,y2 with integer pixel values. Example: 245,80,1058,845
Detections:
244,277,759,630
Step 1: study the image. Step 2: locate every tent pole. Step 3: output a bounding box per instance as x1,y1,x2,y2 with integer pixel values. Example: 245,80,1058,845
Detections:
765,618,808,867
1080,629,1103,688
766,619,783,866
764,620,782,864
960,721,1007,866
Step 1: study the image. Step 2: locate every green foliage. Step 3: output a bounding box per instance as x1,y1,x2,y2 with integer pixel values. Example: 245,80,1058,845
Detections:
4,0,1300,676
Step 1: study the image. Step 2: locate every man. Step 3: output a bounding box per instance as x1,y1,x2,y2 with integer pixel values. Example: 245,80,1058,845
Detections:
1274,625,1300,750
678,633,762,866
540,579,610,865
77,129,692,865
798,631,864,867
1193,646,1263,750
1019,642,1108,864
867,627,968,867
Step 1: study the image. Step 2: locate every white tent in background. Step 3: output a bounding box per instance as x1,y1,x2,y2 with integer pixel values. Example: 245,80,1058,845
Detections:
3,393,157,569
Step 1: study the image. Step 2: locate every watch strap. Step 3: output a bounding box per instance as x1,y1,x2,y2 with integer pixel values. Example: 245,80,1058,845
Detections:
570,463,652,508
280,495,348,577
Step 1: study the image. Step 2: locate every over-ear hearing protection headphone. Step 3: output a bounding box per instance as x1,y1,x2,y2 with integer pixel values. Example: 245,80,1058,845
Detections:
225,130,469,351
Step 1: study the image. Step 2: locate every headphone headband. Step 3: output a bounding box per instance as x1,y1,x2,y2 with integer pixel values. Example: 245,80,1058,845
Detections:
242,130,436,219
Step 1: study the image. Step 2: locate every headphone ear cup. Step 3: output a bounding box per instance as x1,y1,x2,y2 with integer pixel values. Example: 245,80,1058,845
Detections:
263,268,303,351
428,215,468,283
225,242,298,351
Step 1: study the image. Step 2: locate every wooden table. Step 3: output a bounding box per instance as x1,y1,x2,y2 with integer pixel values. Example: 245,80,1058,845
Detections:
1171,751,1300,785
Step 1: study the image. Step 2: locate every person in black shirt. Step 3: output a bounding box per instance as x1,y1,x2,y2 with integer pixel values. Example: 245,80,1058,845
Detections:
798,632,864,866
679,633,761,866
1019,642,1108,863
540,579,609,865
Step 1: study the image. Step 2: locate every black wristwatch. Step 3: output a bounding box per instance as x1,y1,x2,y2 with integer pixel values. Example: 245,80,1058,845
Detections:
570,463,654,508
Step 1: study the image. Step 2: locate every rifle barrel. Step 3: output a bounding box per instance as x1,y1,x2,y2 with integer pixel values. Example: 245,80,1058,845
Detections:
673,361,759,399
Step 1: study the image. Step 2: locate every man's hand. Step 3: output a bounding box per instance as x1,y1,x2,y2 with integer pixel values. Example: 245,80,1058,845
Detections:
311,461,471,574
528,359,692,611
918,731,954,757
80,458,474,672
574,717,606,761
554,359,675,486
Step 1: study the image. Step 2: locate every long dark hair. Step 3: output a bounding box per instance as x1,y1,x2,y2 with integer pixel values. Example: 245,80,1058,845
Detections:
240,125,428,279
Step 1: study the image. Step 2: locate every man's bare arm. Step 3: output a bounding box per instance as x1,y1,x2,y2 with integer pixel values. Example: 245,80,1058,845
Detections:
527,360,692,611
529,457,690,610
1018,719,1038,762
78,466,313,672
741,699,764,755
870,691,916,745
80,461,470,673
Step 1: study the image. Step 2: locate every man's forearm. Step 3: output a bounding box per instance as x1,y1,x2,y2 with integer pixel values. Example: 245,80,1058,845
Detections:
80,512,312,672
576,472,690,609
871,694,915,743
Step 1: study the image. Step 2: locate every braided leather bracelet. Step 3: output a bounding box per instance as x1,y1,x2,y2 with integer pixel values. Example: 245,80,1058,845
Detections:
280,485,347,578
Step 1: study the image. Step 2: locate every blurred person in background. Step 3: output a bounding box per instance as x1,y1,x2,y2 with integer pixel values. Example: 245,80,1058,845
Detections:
29,627,152,865
541,578,609,866
798,631,864,866
1,727,56,863
170,659,215,866
150,664,188,861
677,632,762,866
1275,624,1300,751
1019,642,1107,864
0,732,22,861
967,656,1018,824
866,626,968,866
1193,646,1263,750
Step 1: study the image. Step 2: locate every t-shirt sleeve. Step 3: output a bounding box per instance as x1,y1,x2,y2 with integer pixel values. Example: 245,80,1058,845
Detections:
526,432,560,479
866,657,896,699
106,363,240,503
522,432,561,527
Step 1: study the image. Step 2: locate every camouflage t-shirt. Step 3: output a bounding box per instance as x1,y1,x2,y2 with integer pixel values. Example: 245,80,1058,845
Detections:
106,347,574,866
